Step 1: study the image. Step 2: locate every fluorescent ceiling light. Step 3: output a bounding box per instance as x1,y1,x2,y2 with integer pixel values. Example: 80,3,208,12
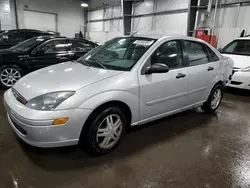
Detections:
81,3,88,7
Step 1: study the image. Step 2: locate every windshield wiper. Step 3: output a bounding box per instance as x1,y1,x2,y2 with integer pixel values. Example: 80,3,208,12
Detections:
88,58,107,69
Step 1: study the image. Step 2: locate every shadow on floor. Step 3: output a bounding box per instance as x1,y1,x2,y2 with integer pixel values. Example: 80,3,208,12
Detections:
20,109,216,172
225,87,250,96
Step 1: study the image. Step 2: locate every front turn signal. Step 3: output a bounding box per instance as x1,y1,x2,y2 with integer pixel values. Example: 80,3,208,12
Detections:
52,118,69,126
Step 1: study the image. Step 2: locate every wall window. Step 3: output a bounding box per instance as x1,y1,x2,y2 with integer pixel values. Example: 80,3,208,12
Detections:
184,40,209,66
151,40,183,69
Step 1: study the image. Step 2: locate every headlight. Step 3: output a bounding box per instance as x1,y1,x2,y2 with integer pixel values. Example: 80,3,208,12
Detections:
242,66,250,72
26,91,75,111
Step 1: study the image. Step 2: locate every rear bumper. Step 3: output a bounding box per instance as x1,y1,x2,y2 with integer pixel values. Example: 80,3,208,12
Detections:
4,89,92,148
228,71,250,90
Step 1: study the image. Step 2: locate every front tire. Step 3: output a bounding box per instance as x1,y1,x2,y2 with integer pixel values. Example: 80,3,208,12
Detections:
80,106,127,155
0,65,23,89
202,84,223,113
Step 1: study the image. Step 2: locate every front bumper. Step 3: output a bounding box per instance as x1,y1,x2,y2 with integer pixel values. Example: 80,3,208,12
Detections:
4,89,92,148
228,71,250,90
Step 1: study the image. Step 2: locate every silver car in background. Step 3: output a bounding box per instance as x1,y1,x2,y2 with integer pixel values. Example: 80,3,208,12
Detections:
4,35,233,154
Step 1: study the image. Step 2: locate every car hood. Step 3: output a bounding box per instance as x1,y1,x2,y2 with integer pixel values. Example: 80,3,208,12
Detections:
222,54,250,69
13,61,123,100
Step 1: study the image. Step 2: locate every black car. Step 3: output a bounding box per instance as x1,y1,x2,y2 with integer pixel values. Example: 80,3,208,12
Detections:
0,29,56,49
0,36,97,88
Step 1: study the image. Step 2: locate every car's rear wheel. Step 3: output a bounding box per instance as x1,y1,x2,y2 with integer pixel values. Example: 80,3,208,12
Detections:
202,84,223,113
0,65,23,89
80,106,127,155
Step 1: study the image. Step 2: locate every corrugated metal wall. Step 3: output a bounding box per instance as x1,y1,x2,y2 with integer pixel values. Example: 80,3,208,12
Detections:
132,0,188,35
88,6,124,44
197,1,250,48
88,0,189,43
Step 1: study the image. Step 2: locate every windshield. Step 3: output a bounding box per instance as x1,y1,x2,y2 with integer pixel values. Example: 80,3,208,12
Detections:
78,37,156,71
9,37,46,52
221,39,250,55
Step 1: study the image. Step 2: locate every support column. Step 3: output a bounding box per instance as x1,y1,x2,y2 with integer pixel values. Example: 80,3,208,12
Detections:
122,0,132,35
187,0,199,36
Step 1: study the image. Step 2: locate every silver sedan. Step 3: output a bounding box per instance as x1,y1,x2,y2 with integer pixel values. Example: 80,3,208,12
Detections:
4,35,233,154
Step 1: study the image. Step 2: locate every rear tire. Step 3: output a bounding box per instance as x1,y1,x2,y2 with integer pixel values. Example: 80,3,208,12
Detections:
79,106,127,155
0,65,23,89
202,84,223,113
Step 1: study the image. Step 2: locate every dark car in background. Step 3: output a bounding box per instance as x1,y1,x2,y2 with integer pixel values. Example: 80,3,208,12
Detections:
0,36,97,88
0,29,57,49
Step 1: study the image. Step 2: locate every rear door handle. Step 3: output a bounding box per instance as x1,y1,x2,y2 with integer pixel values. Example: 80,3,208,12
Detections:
176,73,186,79
207,66,214,71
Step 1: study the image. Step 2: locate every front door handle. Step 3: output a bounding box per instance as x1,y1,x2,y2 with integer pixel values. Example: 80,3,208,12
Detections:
207,66,214,71
176,73,186,79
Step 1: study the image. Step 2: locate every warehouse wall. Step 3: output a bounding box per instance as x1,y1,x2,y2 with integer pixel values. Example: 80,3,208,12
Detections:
88,5,124,44
13,0,84,37
131,0,188,36
0,0,13,30
197,1,250,48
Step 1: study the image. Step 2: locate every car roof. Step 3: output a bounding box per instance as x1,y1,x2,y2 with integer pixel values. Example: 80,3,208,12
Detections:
4,29,56,34
130,34,203,41
36,36,97,44
235,37,250,40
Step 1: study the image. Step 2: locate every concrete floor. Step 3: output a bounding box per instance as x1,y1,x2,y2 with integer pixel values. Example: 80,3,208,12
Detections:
0,89,250,188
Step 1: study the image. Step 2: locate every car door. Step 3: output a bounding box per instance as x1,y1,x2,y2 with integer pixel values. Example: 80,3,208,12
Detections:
29,38,70,70
183,40,218,105
138,40,189,122
67,39,96,60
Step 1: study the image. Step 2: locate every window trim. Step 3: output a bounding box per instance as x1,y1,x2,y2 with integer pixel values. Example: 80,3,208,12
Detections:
183,39,210,67
204,45,220,62
141,39,185,75
32,38,68,54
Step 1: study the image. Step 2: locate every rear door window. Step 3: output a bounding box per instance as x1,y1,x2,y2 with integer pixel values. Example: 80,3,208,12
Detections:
184,40,209,66
35,39,68,54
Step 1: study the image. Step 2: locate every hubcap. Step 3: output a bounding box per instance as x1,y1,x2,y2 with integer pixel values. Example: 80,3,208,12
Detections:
0,68,21,87
211,88,222,110
96,114,123,149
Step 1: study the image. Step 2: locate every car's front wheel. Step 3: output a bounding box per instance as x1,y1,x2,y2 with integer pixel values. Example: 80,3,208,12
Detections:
202,84,223,113
0,65,23,89
80,106,127,155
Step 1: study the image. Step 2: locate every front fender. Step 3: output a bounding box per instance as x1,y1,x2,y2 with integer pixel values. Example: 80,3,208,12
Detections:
79,90,140,124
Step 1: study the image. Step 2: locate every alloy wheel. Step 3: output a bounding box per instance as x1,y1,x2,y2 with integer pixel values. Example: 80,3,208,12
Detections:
0,68,21,87
211,88,222,110
96,114,123,149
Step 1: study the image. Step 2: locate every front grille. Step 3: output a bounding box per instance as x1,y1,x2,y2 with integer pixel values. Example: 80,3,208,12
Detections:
231,81,242,85
9,116,27,135
12,88,27,105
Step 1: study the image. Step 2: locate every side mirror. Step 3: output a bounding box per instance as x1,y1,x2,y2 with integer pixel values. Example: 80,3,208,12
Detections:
145,63,169,74
218,48,222,52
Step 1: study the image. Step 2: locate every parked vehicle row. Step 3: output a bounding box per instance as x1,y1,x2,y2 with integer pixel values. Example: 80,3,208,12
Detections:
4,35,234,154
220,37,250,90
0,29,58,49
0,35,97,88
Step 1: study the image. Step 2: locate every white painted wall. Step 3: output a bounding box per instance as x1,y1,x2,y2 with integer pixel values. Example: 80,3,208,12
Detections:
0,0,13,30
15,0,84,37
132,0,188,36
88,5,123,43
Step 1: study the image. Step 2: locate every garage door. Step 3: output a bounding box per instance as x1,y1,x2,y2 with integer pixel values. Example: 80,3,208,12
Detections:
23,10,56,31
